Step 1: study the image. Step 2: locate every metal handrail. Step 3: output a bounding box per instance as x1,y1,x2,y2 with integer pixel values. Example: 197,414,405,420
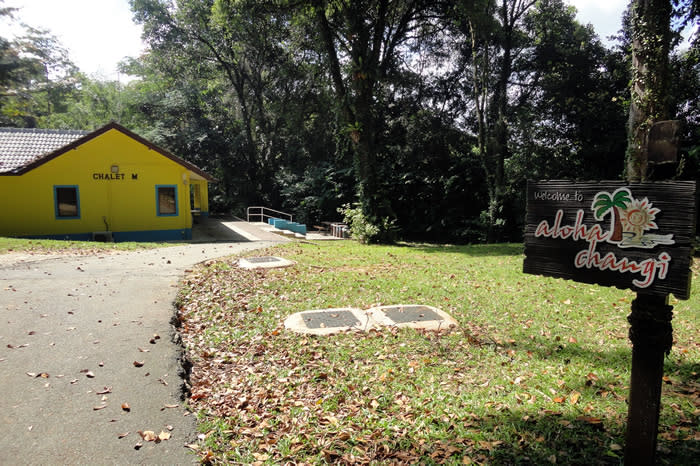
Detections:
246,206,293,223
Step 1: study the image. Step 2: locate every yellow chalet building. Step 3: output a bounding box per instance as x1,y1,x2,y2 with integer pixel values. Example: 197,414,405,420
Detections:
0,122,214,242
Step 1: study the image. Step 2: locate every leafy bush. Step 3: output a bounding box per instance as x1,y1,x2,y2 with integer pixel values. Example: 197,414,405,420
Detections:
338,203,396,244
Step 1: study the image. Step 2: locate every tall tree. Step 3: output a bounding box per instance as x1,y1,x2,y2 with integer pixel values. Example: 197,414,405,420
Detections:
451,0,536,241
129,0,349,216
131,0,291,206
308,0,439,242
626,0,673,180
0,13,78,127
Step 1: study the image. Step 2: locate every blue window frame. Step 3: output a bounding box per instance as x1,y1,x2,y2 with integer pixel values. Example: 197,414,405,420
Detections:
54,185,80,219
156,185,178,216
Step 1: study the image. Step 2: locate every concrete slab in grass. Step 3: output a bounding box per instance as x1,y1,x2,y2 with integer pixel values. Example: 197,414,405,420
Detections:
284,308,372,335
368,304,458,331
239,255,295,269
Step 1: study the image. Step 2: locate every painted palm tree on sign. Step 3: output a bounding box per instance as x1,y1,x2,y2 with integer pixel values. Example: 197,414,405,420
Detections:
592,188,632,242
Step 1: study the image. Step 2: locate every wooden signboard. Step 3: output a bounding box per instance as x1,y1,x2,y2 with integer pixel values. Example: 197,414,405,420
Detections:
524,180,696,300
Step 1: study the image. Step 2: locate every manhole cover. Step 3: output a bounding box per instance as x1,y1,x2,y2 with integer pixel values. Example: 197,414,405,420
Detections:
302,310,361,329
382,305,443,324
246,256,282,264
239,256,295,269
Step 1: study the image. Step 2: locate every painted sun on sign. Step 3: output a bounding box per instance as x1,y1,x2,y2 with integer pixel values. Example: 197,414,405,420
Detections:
592,188,674,249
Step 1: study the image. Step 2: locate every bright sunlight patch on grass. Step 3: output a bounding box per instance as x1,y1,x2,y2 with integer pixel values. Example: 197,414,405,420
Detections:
176,241,699,464
0,236,177,254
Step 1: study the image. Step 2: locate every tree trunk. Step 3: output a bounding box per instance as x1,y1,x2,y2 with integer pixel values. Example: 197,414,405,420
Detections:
626,0,672,181
312,0,398,242
611,206,623,242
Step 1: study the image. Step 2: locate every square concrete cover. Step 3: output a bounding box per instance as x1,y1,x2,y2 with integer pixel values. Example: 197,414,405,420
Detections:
239,256,295,269
284,308,370,335
368,304,458,330
382,305,443,323
302,310,360,329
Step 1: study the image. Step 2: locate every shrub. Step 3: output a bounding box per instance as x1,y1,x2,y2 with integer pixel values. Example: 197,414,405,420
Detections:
338,203,396,244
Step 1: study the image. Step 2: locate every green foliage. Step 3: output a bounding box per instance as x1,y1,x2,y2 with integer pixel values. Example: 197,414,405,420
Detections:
277,163,353,225
338,203,397,244
3,0,696,243
0,15,79,127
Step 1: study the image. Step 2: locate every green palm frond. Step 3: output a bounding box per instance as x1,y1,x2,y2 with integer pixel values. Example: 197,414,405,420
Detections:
595,206,609,219
593,193,613,219
612,189,631,208
593,194,612,209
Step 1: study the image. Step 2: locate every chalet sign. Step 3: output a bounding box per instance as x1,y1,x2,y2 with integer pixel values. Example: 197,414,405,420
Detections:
524,180,696,300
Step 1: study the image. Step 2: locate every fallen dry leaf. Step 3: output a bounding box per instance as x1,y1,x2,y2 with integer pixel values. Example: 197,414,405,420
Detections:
118,432,130,439
158,431,171,441
84,371,95,378
122,402,131,412
96,387,112,395
569,391,581,405
576,415,603,424
93,404,108,411
138,347,149,353
138,430,157,442
133,361,144,368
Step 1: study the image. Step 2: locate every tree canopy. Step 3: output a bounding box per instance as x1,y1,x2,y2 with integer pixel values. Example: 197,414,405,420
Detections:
1,0,698,243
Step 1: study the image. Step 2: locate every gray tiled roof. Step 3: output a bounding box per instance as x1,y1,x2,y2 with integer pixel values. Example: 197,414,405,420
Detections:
0,127,88,173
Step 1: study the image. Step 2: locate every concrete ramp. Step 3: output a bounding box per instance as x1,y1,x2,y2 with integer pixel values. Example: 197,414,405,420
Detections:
191,218,290,242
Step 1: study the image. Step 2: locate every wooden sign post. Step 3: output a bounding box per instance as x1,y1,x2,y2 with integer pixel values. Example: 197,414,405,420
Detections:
524,180,696,464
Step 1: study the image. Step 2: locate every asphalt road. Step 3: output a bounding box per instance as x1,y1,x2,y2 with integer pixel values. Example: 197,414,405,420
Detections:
0,241,277,465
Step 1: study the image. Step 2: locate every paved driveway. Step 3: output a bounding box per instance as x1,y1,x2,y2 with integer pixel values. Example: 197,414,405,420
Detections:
0,240,278,464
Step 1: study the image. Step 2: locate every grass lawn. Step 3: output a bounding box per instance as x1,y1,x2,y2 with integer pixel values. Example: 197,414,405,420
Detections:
176,241,699,465
0,236,176,254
